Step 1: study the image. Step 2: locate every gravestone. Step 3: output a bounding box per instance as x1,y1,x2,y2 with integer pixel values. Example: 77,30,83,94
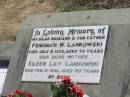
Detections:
22,26,109,83
1,8,130,97
0,41,16,96
0,60,9,94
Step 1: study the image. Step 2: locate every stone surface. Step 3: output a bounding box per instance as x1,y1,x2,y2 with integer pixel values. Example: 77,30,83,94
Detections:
1,8,130,97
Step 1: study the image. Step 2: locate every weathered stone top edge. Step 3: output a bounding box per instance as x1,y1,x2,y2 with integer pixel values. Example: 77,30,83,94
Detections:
21,8,130,29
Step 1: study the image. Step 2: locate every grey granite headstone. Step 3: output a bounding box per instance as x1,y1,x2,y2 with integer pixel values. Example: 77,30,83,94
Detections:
2,8,130,97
